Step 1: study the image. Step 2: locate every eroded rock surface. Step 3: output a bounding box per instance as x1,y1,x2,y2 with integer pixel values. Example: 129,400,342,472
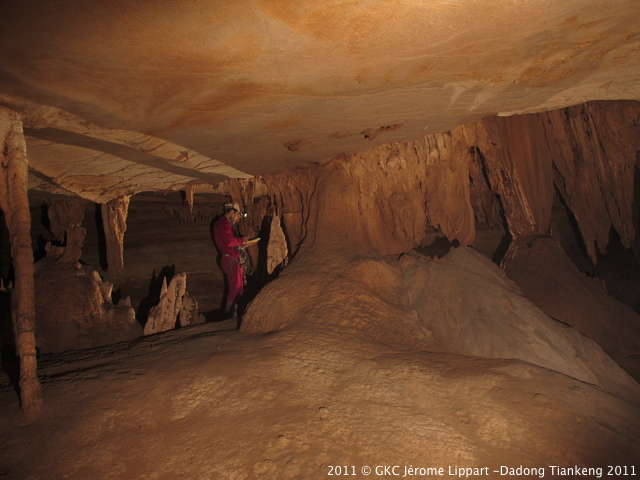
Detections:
241,151,640,403
503,236,640,356
34,261,140,354
1,321,639,478
2,1,640,203
143,272,201,336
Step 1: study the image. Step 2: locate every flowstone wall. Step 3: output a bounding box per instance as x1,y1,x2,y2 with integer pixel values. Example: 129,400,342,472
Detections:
235,100,640,401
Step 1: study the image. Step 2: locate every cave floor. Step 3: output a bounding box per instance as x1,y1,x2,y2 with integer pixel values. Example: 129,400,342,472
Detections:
1,320,639,480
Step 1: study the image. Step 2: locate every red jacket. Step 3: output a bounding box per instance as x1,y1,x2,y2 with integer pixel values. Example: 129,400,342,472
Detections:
213,216,243,258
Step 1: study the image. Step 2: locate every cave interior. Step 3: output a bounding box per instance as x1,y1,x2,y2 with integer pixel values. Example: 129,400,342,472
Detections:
1,1,640,478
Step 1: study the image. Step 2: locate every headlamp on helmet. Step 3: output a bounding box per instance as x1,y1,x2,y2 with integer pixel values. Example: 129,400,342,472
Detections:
224,202,247,217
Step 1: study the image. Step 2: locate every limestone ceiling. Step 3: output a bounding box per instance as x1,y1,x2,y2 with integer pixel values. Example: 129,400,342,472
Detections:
1,0,639,203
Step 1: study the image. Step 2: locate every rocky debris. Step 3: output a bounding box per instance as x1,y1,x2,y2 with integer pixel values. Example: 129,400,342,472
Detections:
101,195,130,278
503,236,640,355
143,273,201,336
34,260,140,354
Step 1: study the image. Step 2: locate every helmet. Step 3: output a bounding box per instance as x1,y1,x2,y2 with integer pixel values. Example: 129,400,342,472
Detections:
224,202,241,213
224,202,248,218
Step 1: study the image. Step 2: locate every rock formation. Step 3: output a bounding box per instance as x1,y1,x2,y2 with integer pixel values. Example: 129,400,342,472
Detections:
34,259,140,354
0,1,639,471
0,107,43,422
237,101,640,405
232,101,639,265
503,236,640,356
240,159,640,402
143,273,201,336
101,195,131,278
46,199,87,264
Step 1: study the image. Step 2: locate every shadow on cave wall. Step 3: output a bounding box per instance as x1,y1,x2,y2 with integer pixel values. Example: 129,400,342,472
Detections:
94,203,108,273
238,214,275,318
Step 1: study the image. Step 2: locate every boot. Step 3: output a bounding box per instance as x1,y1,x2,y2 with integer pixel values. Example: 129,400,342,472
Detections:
224,303,237,319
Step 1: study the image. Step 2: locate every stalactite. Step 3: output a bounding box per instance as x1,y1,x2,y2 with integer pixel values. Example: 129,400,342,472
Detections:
228,177,257,212
185,185,195,213
422,127,476,246
543,101,640,262
0,107,43,422
152,206,217,224
473,114,555,240
101,195,130,278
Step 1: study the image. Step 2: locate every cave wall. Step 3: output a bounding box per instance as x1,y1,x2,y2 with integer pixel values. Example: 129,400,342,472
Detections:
1,100,639,355
230,101,639,269
26,192,229,321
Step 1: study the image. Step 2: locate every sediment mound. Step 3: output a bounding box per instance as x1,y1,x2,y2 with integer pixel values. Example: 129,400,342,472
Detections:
243,247,640,403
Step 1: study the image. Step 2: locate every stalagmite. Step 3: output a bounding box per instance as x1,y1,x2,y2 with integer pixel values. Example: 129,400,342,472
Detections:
178,291,198,327
0,107,43,422
143,272,195,335
101,195,131,278
266,213,288,275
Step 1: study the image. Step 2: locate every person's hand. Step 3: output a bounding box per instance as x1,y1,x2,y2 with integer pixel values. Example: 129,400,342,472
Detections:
242,236,249,243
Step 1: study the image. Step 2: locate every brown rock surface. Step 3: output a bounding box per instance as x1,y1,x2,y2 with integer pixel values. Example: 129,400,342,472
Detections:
241,157,640,403
34,261,140,354
0,1,640,471
143,272,199,336
544,102,640,261
1,3,639,200
1,321,639,478
101,195,130,278
503,236,640,355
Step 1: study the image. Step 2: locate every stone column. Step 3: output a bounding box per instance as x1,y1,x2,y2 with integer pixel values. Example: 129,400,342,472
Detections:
101,195,130,278
0,107,44,422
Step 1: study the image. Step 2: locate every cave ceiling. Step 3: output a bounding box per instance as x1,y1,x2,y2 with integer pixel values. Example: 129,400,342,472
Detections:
1,0,639,203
